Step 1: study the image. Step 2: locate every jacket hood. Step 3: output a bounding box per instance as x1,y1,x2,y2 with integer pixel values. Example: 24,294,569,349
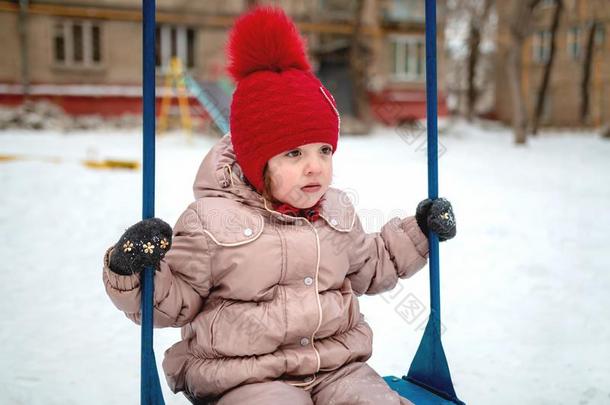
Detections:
192,133,356,230
193,133,264,208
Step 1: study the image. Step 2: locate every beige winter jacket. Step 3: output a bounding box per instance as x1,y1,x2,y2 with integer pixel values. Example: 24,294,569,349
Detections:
102,134,429,400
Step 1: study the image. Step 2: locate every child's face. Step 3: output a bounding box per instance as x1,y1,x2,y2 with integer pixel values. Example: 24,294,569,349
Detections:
267,142,333,209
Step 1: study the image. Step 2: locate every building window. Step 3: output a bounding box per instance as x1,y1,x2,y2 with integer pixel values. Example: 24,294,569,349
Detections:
319,0,356,20
594,24,605,47
53,20,102,67
567,26,582,60
92,25,101,63
390,36,425,81
53,24,65,63
155,25,196,71
384,0,425,23
532,30,551,63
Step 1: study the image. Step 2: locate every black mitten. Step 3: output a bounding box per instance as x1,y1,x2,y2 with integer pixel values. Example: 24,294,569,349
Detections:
108,218,173,275
415,198,456,242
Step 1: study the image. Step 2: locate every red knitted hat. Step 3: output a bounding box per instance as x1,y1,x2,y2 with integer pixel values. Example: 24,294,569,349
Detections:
226,6,340,193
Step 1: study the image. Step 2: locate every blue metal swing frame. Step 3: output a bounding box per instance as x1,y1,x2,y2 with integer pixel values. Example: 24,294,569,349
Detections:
138,1,463,404
382,1,464,403
141,0,165,404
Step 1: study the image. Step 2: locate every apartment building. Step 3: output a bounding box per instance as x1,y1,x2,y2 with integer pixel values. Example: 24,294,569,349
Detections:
0,0,447,125
494,0,609,127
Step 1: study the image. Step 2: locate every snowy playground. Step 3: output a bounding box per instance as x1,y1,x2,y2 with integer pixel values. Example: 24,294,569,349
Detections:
1,119,609,404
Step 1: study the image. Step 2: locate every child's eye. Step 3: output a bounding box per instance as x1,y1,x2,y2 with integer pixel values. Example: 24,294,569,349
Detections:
286,149,301,158
321,146,333,155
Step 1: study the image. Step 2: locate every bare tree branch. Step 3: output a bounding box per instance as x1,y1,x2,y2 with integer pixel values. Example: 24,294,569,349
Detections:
581,21,598,123
348,0,372,126
466,0,494,120
506,0,541,144
532,0,563,135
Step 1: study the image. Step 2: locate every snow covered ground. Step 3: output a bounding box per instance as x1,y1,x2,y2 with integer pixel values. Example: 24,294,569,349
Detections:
1,119,609,405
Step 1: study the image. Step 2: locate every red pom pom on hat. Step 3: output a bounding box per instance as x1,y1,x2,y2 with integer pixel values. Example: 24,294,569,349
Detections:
226,6,340,194
226,6,311,81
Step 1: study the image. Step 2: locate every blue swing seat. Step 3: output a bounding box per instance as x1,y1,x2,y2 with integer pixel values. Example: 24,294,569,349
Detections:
384,377,463,405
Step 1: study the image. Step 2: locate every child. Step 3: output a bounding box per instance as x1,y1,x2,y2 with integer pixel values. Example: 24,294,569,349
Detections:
102,6,456,405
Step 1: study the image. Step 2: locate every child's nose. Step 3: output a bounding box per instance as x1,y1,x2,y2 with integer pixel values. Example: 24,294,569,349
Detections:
304,155,322,175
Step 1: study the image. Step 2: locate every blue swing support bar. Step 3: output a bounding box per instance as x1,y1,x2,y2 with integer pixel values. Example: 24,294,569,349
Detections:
383,1,464,404
139,0,463,404
141,0,166,404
